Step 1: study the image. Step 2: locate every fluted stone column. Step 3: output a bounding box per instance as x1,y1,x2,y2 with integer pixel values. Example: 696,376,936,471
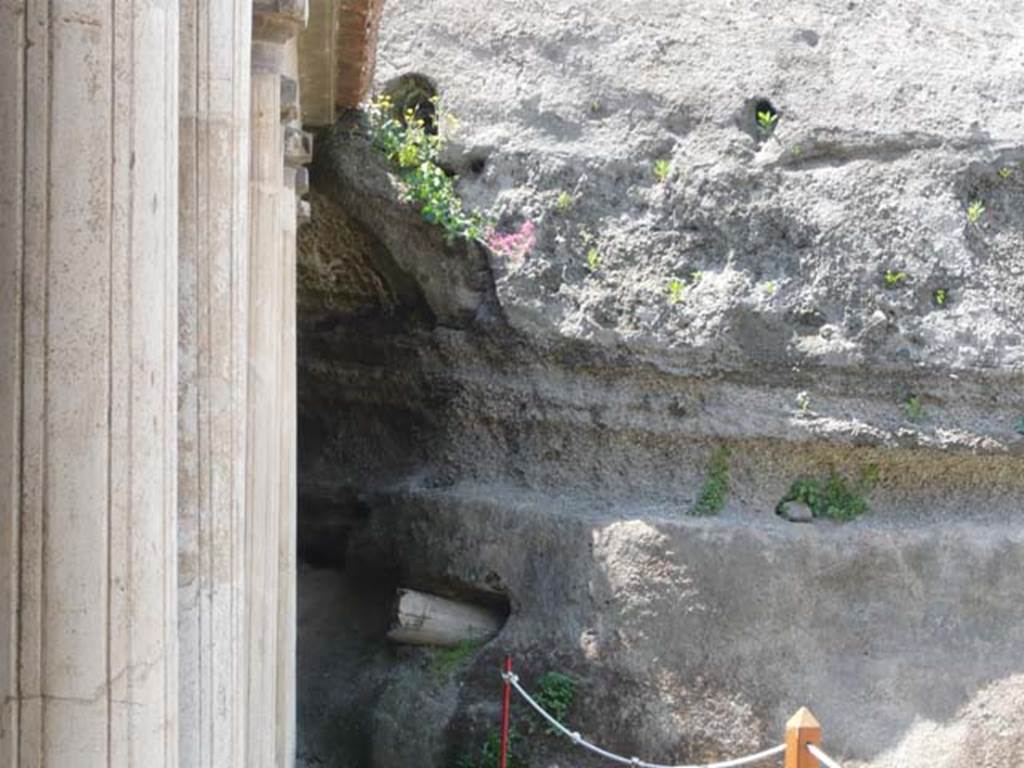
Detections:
276,54,311,768
177,0,252,765
0,1,179,766
247,3,306,766
247,66,284,768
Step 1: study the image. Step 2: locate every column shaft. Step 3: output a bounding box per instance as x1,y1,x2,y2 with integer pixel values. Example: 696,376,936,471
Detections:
0,1,179,765
246,69,285,768
246,5,306,765
177,0,252,766
276,173,299,768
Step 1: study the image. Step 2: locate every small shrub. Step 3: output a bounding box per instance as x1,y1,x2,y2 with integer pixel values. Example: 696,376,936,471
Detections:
457,727,524,768
998,166,1013,180
534,672,576,732
653,159,671,183
967,199,985,225
904,394,925,423
586,247,601,272
667,278,686,305
366,95,491,242
883,269,908,288
554,190,574,213
691,446,731,517
933,288,949,307
762,281,777,296
778,465,879,522
690,270,704,285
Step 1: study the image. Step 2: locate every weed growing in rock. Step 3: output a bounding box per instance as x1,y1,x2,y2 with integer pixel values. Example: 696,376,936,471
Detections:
578,227,602,272
904,395,925,423
429,639,484,681
778,465,879,522
756,109,779,136
653,159,671,183
762,281,777,296
690,270,704,286
795,390,811,413
456,728,524,768
555,190,574,213
667,278,686,305
967,199,985,225
366,94,490,242
884,269,908,288
933,288,949,307
534,672,576,733
486,220,536,264
998,166,1014,180
691,446,731,516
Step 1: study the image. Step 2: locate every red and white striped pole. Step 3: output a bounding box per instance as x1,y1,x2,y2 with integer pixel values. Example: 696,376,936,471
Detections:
499,654,512,768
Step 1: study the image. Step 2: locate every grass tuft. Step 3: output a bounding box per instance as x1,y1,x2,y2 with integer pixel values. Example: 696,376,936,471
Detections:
691,446,731,516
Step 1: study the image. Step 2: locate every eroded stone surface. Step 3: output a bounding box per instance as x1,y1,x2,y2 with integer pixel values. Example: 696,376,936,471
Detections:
373,0,1024,374
296,2,1024,766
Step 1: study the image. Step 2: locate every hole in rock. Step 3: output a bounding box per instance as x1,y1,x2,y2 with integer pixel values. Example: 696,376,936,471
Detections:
381,72,439,134
468,155,487,176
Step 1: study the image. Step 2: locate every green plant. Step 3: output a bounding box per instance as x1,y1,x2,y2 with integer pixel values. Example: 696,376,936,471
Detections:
691,446,731,516
762,281,777,296
653,159,671,183
690,270,704,285
998,166,1013,180
795,390,811,413
667,278,685,305
429,639,484,681
534,672,576,731
967,199,985,225
366,95,491,242
904,394,926,423
933,288,948,307
555,190,574,213
457,727,524,768
778,465,879,522
586,247,601,272
756,109,779,135
884,269,908,288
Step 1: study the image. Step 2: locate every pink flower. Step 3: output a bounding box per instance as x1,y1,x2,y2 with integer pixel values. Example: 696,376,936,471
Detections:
486,220,536,266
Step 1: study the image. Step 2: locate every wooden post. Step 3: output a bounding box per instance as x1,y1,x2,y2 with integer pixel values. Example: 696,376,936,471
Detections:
785,707,821,768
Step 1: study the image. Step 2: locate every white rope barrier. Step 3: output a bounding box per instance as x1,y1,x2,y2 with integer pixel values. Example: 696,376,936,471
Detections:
503,672,786,768
806,743,843,768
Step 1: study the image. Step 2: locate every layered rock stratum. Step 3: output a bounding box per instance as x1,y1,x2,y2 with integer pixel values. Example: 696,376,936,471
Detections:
296,2,1024,766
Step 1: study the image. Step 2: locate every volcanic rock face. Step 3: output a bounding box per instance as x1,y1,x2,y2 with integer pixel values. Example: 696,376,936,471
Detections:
296,3,1024,767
